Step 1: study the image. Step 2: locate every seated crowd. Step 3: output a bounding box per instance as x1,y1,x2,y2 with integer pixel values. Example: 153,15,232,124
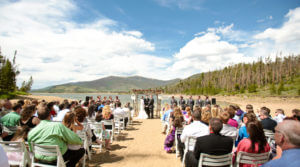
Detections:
0,96,133,167
162,95,300,167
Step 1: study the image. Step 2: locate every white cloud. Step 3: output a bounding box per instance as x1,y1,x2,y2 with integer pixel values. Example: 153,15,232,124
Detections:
169,28,252,76
0,0,170,89
253,7,300,58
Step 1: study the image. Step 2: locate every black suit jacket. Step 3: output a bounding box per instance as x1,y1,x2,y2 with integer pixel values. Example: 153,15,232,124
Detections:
144,98,150,108
149,98,154,109
261,117,277,132
194,133,233,160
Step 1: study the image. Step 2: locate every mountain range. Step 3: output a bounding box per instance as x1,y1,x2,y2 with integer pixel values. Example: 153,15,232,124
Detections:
33,76,180,93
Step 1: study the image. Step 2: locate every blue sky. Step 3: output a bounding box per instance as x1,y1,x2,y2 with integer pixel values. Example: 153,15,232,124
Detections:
0,0,300,89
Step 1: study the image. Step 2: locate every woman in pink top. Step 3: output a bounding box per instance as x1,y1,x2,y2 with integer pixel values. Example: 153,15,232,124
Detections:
227,107,238,128
234,121,270,167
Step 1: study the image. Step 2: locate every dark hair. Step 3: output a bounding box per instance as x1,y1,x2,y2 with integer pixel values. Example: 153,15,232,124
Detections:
261,107,271,115
37,107,50,120
246,121,267,153
227,107,235,119
209,118,223,134
75,107,87,122
13,103,22,111
47,102,54,110
292,109,300,116
87,105,95,118
59,103,65,110
116,102,121,107
21,105,36,122
192,108,201,121
173,117,183,128
17,100,25,106
244,113,257,124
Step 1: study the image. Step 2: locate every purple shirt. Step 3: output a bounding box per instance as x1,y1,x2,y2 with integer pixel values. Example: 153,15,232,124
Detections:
228,118,238,128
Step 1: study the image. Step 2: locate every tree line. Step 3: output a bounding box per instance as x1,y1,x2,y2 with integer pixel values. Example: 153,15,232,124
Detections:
164,55,300,95
0,48,33,96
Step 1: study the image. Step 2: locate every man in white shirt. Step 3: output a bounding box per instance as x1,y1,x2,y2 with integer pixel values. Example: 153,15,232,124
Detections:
53,103,70,121
181,109,209,149
114,102,128,128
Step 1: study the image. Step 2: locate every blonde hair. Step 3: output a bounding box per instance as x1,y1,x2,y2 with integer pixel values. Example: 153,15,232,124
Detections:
211,106,222,118
201,111,212,124
102,105,112,119
173,107,183,118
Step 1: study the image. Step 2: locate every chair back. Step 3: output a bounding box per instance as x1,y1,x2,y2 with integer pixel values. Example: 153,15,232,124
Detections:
199,153,232,167
0,141,31,167
185,136,197,151
90,122,103,138
175,127,184,157
264,129,274,144
236,151,269,167
31,143,66,167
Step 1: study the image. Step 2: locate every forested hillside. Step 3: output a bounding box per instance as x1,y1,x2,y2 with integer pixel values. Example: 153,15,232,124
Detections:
164,55,300,96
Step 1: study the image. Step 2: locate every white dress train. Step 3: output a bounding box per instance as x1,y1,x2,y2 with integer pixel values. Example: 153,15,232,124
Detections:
137,99,148,119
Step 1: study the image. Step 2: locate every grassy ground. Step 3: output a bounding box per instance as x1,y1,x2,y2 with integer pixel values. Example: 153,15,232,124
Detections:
0,91,29,99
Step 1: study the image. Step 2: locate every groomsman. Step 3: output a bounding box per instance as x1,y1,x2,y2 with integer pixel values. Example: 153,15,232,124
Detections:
178,96,186,109
144,95,150,118
149,95,154,119
187,96,195,112
195,96,204,108
204,96,211,106
170,96,177,106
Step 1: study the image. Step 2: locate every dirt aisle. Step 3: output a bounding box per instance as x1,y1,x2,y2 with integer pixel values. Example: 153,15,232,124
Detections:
88,119,181,167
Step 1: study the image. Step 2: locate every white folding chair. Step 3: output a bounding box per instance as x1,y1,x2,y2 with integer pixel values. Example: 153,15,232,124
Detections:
236,151,270,167
182,136,197,167
101,120,115,142
114,116,124,135
264,129,274,144
198,153,232,167
31,143,66,167
89,122,104,152
175,127,184,158
77,130,91,167
0,141,31,167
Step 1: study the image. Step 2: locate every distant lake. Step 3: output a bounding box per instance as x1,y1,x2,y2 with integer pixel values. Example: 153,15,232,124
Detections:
32,93,234,107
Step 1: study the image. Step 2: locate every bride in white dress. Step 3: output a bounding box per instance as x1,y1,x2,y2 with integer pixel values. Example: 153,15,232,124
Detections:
137,96,148,119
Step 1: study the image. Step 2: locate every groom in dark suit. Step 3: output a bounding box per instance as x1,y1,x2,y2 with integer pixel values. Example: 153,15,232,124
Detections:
149,95,154,119
144,95,150,118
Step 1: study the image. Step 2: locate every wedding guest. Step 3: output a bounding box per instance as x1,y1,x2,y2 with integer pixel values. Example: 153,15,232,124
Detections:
53,103,71,121
1,103,22,141
20,105,40,128
291,109,300,121
184,107,193,125
260,109,277,132
234,121,270,167
0,100,12,117
201,111,212,125
227,107,239,128
181,109,209,148
262,120,300,167
236,113,257,146
164,117,183,153
95,105,113,150
219,111,238,140
185,118,233,167
28,106,84,167
62,112,85,152
273,109,286,123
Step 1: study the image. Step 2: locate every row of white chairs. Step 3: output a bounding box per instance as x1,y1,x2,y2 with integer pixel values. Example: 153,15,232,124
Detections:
181,136,270,167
